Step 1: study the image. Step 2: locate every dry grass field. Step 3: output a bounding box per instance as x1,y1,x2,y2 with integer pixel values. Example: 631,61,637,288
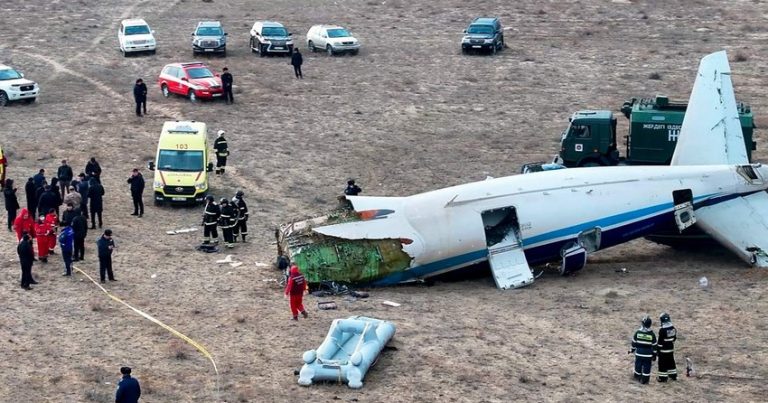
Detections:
1,0,768,401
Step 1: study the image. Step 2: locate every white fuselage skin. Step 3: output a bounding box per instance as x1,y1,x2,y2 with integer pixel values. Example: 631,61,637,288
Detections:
390,164,768,276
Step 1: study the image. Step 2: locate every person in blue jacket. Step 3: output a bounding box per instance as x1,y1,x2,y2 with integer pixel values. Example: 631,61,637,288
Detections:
58,224,74,276
115,366,141,403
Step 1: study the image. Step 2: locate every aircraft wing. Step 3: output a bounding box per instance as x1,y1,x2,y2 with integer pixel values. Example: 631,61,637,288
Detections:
671,50,749,166
695,191,768,267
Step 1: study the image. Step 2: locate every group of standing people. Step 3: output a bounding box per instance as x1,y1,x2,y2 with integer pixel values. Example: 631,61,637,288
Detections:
630,312,678,384
201,190,248,249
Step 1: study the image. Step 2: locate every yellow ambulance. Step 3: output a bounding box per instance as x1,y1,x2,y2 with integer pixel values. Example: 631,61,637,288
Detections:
148,121,213,205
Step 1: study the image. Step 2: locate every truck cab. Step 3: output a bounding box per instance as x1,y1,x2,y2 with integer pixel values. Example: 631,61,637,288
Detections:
147,121,214,205
558,110,618,167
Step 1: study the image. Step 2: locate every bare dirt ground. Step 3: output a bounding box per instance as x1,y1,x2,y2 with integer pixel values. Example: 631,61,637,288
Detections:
2,0,768,401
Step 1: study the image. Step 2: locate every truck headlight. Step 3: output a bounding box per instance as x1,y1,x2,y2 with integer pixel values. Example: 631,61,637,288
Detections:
154,181,163,188
195,182,207,190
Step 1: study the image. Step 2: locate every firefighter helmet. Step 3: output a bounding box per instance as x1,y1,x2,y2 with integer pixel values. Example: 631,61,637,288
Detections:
206,195,214,202
641,315,652,328
659,312,671,324
235,190,244,198
220,198,228,204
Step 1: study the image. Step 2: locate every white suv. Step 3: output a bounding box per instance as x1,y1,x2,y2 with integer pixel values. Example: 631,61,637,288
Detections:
118,19,157,56
306,25,360,56
0,64,39,106
249,21,294,56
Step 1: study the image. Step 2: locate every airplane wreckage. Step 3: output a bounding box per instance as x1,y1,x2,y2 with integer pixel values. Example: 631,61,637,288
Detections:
277,51,768,290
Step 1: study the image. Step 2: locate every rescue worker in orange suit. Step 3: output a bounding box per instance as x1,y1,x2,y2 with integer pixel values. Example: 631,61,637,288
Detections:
34,215,51,262
284,265,309,321
13,208,36,255
630,315,657,384
656,312,678,382
44,209,58,256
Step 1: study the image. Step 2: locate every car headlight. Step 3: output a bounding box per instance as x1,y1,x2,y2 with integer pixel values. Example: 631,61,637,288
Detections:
153,181,163,188
462,37,470,43
484,39,494,44
195,182,207,190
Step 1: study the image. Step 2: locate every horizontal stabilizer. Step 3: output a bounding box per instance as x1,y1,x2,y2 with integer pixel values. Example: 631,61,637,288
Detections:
346,196,406,212
671,51,748,166
695,192,768,267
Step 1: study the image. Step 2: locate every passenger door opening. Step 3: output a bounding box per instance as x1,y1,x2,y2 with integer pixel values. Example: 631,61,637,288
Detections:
481,207,533,289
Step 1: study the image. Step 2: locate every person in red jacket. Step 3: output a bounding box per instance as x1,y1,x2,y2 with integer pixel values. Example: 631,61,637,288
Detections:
34,215,51,262
284,265,309,321
13,208,36,257
44,209,58,255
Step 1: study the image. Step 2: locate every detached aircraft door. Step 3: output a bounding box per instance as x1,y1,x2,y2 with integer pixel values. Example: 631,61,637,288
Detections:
482,207,533,289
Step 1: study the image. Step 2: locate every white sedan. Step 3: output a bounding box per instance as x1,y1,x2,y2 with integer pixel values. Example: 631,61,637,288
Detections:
306,25,360,56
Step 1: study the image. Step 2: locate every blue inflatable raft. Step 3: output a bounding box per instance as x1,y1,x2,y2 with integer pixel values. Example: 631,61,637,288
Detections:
298,316,396,389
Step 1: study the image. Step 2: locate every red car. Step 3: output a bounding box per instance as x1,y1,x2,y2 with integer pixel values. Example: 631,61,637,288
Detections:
157,62,223,102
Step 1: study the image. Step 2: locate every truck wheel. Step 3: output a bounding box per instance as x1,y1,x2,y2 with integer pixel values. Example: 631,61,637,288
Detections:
161,84,170,98
260,44,267,57
0,91,8,107
308,40,315,52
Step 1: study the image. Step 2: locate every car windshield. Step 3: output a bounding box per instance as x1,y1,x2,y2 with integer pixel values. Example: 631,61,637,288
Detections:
0,68,22,80
197,27,223,36
327,28,351,38
125,25,150,35
467,24,494,35
158,150,204,171
186,67,214,79
262,27,288,37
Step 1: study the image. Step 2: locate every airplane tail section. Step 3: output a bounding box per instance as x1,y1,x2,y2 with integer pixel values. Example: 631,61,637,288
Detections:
671,51,749,166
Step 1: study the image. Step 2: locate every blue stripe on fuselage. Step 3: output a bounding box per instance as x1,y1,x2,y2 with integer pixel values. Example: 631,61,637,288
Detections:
370,191,749,286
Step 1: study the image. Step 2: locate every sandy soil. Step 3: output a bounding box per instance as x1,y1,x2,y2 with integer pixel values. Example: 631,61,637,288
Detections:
1,0,768,401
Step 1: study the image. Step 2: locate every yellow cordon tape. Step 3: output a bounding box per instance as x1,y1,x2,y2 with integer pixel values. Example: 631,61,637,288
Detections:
73,265,220,395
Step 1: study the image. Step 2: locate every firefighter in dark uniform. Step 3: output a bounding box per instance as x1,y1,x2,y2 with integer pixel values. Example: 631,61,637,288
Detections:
219,198,236,248
233,190,248,243
344,179,362,196
214,130,229,175
656,312,678,382
630,315,657,384
221,67,234,104
202,195,220,244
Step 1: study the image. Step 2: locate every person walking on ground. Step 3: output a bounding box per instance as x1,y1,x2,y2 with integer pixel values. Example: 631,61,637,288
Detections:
630,315,657,385
59,224,74,276
37,184,58,218
34,215,50,263
656,312,678,382
85,158,102,182
133,78,148,117
4,179,19,231
77,173,89,218
56,159,74,198
233,190,248,242
71,213,87,261
87,177,105,228
221,67,234,104
115,366,141,403
60,202,78,227
97,229,116,283
214,130,229,175
18,233,36,290
126,168,144,217
218,198,236,248
284,265,308,320
25,177,37,214
13,208,35,242
201,195,220,244
49,177,63,216
344,179,362,196
291,48,303,78
63,185,81,211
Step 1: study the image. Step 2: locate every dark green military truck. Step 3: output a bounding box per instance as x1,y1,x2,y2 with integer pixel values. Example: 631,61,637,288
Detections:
556,95,756,167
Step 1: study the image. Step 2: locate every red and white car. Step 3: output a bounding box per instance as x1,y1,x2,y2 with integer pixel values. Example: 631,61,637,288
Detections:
157,62,223,102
